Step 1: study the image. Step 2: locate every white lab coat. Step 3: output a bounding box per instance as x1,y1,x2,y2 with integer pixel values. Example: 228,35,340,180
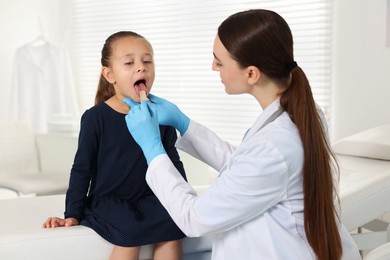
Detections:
146,99,360,260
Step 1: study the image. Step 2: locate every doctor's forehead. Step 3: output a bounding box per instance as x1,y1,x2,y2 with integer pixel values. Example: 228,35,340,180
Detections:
213,35,230,59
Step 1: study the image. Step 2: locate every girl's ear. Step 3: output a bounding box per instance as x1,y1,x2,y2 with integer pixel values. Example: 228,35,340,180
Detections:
246,66,261,85
102,67,115,84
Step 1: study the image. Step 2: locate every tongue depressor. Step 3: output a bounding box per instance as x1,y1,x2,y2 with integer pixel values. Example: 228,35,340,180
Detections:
140,90,149,102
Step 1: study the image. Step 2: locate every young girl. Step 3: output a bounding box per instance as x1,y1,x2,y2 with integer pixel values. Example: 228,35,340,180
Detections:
43,31,186,260
124,10,361,260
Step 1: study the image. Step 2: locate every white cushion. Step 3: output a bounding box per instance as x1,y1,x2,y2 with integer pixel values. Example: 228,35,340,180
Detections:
364,242,390,260
0,173,69,195
0,121,40,175
0,122,73,196
35,134,77,175
333,124,390,160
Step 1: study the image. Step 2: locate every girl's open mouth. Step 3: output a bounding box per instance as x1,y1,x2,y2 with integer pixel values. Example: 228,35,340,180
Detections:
134,79,147,96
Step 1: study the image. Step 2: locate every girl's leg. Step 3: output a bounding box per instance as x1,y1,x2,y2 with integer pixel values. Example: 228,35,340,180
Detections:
153,240,182,260
109,245,141,260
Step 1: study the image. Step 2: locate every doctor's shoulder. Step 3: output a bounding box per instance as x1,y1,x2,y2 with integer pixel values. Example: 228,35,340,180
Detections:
251,121,303,160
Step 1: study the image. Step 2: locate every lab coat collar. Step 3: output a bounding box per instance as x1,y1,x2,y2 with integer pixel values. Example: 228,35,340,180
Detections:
242,98,283,141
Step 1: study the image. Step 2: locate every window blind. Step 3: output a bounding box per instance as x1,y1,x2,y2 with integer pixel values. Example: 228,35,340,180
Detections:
70,0,333,145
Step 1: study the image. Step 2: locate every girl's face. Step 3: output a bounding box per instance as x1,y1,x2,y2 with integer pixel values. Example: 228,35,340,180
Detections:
104,36,155,102
212,35,249,94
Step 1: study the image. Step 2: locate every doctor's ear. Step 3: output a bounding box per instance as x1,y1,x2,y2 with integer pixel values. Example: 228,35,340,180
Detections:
102,67,116,84
246,66,260,85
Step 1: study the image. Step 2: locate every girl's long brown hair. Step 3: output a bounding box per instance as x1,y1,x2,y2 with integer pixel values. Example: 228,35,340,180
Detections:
95,31,146,104
218,9,342,260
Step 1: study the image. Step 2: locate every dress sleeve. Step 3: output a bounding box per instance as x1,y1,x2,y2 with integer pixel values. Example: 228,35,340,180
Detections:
64,109,99,220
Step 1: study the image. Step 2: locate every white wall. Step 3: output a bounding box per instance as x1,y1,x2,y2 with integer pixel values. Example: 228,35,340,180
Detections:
0,0,389,141
332,0,390,141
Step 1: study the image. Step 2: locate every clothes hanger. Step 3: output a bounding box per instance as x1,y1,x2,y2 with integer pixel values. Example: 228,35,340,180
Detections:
29,17,48,47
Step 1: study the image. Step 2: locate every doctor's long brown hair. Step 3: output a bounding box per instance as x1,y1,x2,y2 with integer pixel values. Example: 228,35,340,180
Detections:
218,9,342,260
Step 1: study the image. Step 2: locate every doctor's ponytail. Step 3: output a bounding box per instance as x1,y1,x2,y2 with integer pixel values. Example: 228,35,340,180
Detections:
281,66,342,260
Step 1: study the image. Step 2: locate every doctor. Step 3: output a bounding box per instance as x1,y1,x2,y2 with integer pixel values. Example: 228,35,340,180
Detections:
124,9,360,260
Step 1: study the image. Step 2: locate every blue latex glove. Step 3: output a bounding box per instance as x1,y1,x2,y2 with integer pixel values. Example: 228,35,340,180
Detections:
149,94,190,136
123,95,189,136
124,100,166,165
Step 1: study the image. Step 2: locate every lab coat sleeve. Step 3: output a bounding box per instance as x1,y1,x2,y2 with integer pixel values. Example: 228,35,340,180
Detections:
176,120,236,171
146,138,289,237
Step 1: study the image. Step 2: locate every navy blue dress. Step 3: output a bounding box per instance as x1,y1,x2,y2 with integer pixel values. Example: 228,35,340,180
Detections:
64,102,187,247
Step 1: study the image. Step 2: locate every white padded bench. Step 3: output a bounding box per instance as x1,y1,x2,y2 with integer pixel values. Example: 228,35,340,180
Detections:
0,194,213,260
335,124,390,252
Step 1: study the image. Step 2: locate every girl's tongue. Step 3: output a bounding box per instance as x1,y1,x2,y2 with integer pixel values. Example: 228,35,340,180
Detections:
134,82,147,96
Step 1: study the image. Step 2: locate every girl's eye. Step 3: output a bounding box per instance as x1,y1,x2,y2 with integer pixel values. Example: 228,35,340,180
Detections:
144,60,152,64
125,62,134,65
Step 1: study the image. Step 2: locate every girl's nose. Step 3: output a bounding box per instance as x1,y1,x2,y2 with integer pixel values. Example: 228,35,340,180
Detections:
137,63,146,72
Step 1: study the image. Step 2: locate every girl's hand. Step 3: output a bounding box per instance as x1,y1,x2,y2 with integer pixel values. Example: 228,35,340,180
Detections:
42,217,79,228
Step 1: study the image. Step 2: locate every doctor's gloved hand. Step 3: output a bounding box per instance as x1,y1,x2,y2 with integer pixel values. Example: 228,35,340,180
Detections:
123,95,190,135
147,94,190,136
124,100,166,165
122,97,139,108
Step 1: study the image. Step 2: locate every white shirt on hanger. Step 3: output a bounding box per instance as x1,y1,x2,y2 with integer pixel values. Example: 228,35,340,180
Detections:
9,40,79,133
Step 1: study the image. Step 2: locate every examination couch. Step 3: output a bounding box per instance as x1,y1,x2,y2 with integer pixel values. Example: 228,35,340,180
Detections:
335,124,390,256
0,194,213,260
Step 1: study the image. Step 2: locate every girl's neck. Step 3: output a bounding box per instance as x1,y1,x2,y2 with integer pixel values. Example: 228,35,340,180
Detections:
105,95,130,114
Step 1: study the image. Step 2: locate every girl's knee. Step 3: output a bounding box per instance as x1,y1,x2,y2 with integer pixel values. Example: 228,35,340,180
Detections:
156,239,181,248
153,240,183,260
109,245,141,260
